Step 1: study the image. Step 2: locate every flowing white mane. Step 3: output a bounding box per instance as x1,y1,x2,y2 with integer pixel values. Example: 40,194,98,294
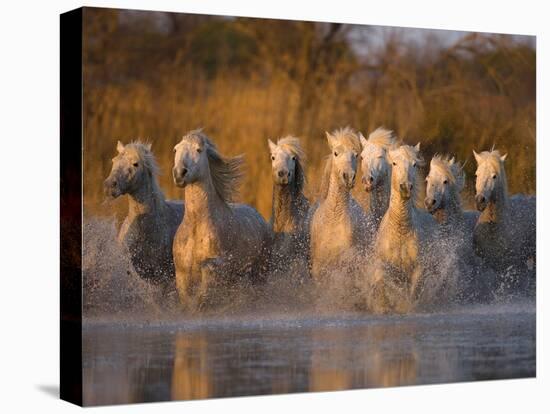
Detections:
367,127,396,150
181,129,244,203
330,126,362,153
430,154,465,191
122,141,160,177
276,135,306,162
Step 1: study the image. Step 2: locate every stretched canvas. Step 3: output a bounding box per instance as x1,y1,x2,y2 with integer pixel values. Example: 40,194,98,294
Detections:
60,6,536,406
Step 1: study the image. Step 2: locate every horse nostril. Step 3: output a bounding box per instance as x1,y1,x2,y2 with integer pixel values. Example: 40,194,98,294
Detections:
181,168,188,176
343,172,348,181
278,170,285,178
369,176,374,183
110,180,117,188
431,199,436,206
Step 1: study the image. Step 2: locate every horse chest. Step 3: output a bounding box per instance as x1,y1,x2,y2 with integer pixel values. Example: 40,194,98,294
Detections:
379,230,419,270
174,221,220,271
314,213,353,258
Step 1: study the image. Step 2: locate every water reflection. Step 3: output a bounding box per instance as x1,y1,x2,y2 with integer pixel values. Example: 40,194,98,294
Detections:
82,308,535,406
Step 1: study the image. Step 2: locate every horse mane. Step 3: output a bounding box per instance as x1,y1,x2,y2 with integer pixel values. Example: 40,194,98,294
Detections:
318,155,332,200
183,129,244,203
276,135,307,193
331,126,362,154
125,141,160,177
477,150,505,172
368,127,396,150
430,154,465,191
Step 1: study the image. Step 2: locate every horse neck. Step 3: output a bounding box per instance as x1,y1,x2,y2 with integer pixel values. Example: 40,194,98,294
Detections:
434,188,463,226
365,179,390,219
387,187,414,235
271,181,305,232
478,181,509,225
183,173,227,223
127,173,165,218
324,168,351,216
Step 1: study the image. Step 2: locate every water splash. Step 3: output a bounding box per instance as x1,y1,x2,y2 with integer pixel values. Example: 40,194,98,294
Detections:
82,217,534,321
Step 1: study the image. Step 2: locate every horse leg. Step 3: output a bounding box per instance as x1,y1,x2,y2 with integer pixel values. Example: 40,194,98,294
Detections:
409,266,423,302
197,258,223,310
370,265,390,313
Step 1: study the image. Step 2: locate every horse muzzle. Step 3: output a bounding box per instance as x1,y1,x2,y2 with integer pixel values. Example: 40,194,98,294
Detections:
173,167,188,187
342,172,355,189
424,197,439,213
103,178,121,199
275,170,290,185
475,194,488,212
399,182,413,200
362,175,376,192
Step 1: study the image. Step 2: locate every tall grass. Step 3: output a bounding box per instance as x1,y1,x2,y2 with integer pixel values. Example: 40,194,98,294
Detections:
83,10,535,219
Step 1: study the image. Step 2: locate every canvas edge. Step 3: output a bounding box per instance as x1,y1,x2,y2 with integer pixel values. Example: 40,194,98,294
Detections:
60,6,83,407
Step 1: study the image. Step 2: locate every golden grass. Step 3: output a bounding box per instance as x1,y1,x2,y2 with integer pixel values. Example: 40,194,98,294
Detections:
83,20,535,220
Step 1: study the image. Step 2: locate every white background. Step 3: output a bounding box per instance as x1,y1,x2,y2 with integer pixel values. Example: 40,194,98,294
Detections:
0,0,547,412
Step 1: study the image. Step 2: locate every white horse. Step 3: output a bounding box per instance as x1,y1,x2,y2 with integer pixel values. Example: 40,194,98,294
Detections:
310,127,368,280
172,129,271,308
425,154,479,233
357,127,396,228
473,149,536,282
425,155,481,299
103,141,184,288
371,143,437,312
267,136,310,275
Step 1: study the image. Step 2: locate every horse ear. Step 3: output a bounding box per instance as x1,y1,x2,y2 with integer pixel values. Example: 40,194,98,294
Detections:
359,132,368,148
326,131,336,149
116,140,125,153
448,156,455,166
500,153,507,162
414,142,421,152
473,150,482,163
145,142,152,151
267,139,277,153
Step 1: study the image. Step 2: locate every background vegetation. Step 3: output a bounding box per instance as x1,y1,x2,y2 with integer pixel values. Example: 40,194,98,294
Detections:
83,8,536,219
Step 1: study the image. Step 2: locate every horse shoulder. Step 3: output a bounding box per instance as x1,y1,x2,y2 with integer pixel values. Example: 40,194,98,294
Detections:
229,203,270,246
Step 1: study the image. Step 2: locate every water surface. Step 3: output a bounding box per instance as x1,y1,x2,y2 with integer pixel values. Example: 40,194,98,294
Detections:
82,301,535,406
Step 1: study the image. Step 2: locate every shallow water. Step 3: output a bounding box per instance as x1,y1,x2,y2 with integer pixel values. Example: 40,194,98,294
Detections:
82,301,535,406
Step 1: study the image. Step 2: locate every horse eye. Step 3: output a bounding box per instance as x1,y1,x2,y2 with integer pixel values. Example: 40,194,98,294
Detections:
173,148,176,153
133,162,139,167
392,162,397,166
197,148,202,153
443,179,448,184
271,155,275,161
334,152,338,157
492,174,497,179
413,162,417,167
291,156,296,161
